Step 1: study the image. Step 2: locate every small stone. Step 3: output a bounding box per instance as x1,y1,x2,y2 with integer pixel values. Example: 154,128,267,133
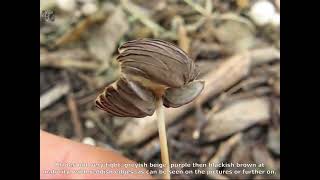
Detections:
249,0,276,26
82,137,96,146
84,120,95,129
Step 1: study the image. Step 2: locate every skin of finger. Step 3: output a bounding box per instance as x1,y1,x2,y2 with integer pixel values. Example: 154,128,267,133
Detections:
40,130,153,179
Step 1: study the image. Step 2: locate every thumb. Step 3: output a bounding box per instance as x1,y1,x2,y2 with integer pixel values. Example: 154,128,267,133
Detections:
40,130,153,179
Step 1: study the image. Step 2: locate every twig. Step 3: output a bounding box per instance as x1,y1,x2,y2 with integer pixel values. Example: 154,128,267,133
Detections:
67,93,83,141
40,58,100,70
202,97,270,142
183,0,210,17
192,102,207,140
54,10,107,47
226,75,269,95
121,0,166,37
40,83,70,111
176,18,190,53
206,133,242,179
208,133,242,164
85,111,113,138
42,87,108,120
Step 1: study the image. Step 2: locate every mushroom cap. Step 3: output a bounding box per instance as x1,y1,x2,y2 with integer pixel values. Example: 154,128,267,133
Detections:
96,77,156,118
117,39,199,89
95,39,204,118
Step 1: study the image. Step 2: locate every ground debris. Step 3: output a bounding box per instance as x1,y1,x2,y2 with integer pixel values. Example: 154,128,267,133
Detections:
40,1,280,179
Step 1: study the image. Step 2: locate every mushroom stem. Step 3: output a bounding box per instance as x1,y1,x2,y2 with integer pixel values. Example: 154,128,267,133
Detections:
156,97,170,180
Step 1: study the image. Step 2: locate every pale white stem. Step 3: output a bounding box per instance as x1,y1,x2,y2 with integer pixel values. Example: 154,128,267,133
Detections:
156,98,170,180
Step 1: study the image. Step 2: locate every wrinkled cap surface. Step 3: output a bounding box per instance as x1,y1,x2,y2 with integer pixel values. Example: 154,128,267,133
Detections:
117,39,199,88
96,77,156,118
96,39,204,118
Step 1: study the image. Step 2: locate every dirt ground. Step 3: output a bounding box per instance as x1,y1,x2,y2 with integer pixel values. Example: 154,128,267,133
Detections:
40,0,280,179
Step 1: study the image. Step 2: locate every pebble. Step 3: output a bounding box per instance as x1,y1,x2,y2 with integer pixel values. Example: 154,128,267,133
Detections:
249,0,276,26
82,137,96,146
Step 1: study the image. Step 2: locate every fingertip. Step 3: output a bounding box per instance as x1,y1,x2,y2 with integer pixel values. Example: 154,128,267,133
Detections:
40,130,153,179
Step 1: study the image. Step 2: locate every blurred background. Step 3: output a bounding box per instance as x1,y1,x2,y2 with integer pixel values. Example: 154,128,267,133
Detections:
40,0,280,179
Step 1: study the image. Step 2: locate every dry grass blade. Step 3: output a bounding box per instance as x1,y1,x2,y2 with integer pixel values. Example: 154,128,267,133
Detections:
183,0,210,17
176,17,190,53
121,0,166,37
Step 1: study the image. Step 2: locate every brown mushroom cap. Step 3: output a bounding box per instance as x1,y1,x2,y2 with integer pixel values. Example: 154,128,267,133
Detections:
95,39,204,118
117,39,199,89
96,77,156,118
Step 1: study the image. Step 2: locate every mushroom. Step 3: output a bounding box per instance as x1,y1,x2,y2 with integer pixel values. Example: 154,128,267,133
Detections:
95,39,204,179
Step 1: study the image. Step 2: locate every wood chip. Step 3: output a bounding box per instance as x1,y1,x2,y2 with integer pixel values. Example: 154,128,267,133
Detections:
40,83,70,111
250,47,280,66
203,97,270,142
87,7,129,62
206,133,242,179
